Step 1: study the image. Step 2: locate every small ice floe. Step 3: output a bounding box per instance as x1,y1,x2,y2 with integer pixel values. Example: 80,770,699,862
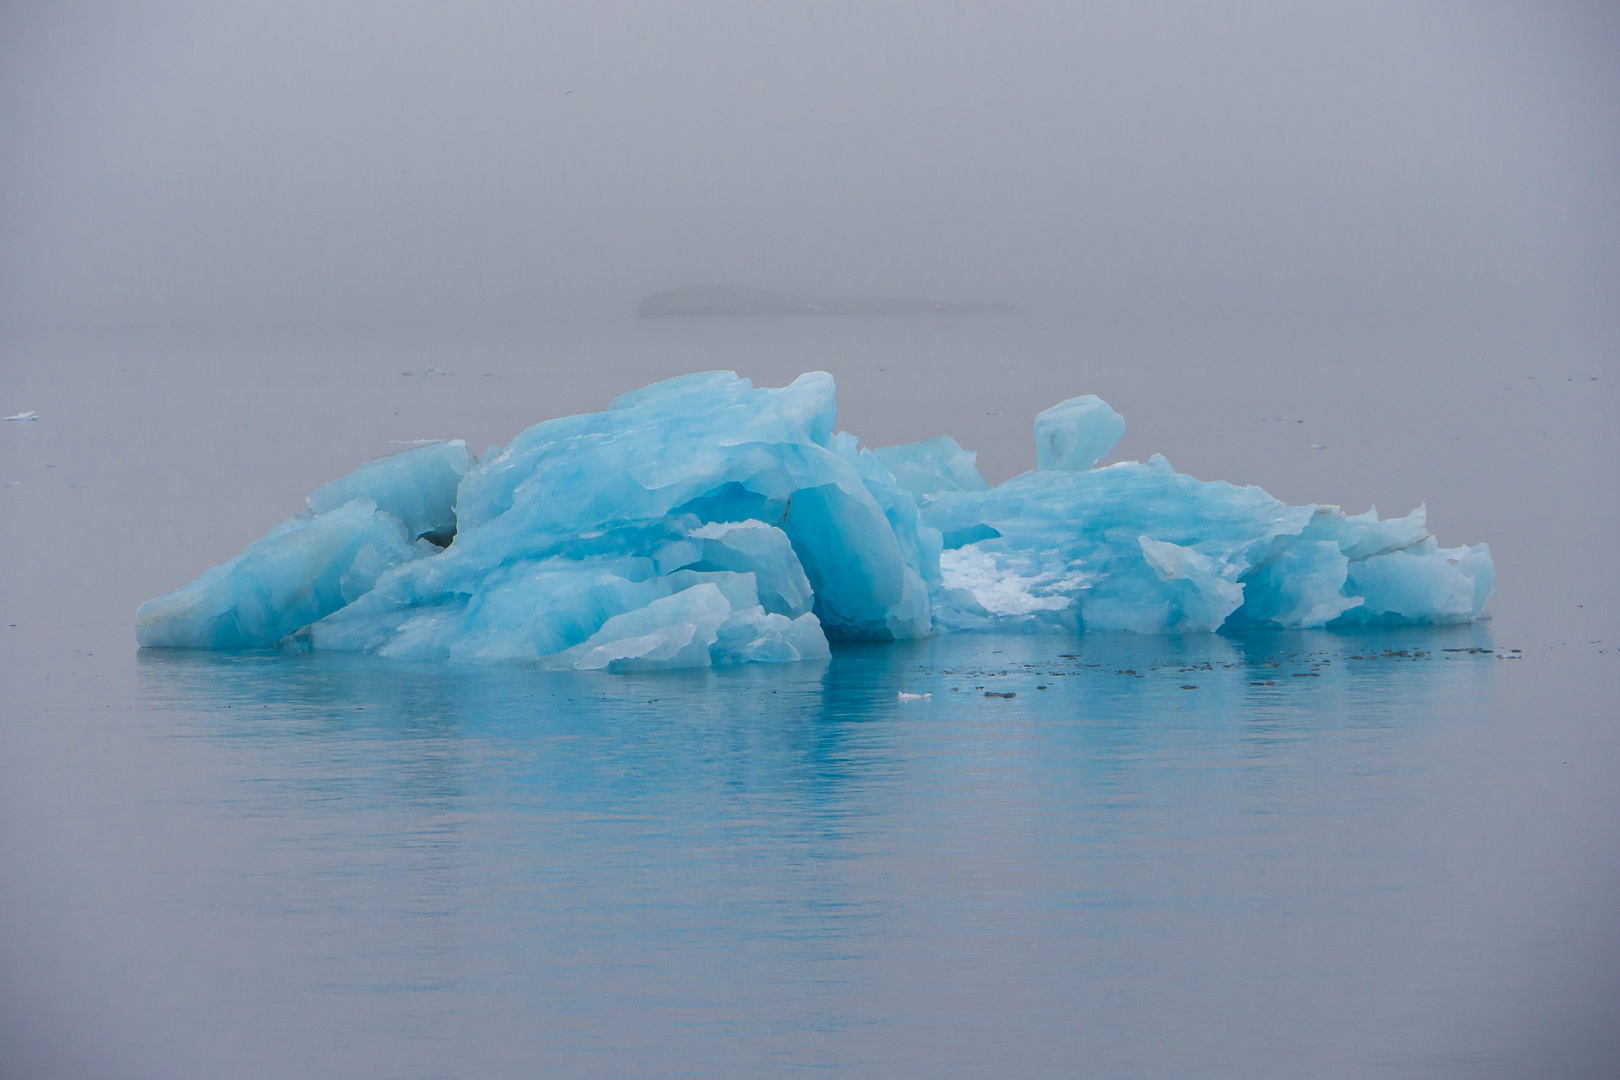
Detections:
897,691,931,702
1309,443,1326,450
402,367,452,377
389,439,446,446
4,411,38,421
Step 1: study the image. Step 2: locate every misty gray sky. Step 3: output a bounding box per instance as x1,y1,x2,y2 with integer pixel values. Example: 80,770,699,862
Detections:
2,1,1616,353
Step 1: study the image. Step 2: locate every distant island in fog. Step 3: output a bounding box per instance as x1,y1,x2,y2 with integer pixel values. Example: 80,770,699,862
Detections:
638,285,1018,318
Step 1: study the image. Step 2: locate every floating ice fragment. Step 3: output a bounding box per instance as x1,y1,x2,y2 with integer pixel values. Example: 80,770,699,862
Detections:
137,370,1494,663
897,692,931,701
4,411,38,421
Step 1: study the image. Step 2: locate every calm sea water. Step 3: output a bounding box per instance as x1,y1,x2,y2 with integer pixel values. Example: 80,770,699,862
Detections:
2,317,1616,1078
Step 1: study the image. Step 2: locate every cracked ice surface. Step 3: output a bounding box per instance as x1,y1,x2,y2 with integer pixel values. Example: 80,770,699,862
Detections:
136,371,1493,667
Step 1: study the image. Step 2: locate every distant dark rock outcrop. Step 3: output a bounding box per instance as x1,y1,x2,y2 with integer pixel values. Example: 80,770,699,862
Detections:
638,286,1017,319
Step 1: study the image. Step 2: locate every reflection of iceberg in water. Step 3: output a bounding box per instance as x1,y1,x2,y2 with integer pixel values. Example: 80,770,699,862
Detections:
132,624,1495,1067
136,372,1494,668
135,623,1498,799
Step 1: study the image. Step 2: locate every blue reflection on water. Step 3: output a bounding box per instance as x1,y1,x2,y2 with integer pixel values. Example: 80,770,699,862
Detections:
134,626,1497,1077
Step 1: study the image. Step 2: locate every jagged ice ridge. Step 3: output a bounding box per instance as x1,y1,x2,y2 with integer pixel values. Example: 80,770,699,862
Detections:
136,372,1494,670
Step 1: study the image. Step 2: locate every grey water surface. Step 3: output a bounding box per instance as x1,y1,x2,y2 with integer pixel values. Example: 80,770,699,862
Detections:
2,316,1616,1079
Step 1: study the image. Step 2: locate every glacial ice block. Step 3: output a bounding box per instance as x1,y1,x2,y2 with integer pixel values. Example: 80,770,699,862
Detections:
307,440,471,544
927,456,1314,633
1034,395,1126,472
138,370,1493,663
540,582,831,672
135,498,418,648
925,458,1493,634
872,436,988,498
420,371,927,644
687,520,815,618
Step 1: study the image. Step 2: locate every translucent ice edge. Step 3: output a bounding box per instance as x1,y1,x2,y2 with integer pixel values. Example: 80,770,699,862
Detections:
136,372,1493,668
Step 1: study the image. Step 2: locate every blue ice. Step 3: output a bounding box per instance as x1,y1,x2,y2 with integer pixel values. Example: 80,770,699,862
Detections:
136,372,1494,664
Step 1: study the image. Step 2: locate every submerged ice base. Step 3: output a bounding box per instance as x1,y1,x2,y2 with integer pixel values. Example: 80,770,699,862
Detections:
137,371,1493,668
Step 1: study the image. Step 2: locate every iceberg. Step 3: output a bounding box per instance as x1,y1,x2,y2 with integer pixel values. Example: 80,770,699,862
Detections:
137,372,1493,666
